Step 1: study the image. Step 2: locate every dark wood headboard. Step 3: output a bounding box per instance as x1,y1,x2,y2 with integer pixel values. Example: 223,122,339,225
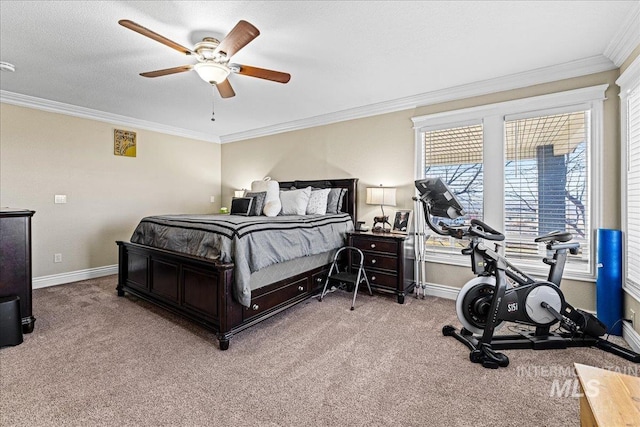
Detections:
278,178,359,222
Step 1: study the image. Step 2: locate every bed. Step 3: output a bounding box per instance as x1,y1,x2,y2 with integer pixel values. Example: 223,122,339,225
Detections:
116,178,358,350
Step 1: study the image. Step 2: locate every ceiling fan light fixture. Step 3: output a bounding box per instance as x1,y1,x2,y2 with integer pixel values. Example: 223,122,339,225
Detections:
194,62,230,84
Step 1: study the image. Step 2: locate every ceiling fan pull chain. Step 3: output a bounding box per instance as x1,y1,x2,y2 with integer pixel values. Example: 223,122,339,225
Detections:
211,86,216,122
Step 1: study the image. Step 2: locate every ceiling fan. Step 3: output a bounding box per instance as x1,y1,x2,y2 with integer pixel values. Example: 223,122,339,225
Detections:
118,19,291,99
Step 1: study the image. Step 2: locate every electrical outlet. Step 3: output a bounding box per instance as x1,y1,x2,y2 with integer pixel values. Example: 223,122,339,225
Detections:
54,253,62,263
210,196,215,203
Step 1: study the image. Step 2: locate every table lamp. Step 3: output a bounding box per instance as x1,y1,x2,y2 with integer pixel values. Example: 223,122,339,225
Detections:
366,185,397,232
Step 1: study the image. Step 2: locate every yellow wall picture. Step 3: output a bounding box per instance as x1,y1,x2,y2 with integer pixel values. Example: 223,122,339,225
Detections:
114,129,137,157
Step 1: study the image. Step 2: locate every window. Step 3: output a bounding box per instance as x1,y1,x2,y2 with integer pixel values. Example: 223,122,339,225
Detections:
413,85,607,279
422,124,483,253
619,57,640,300
504,111,590,267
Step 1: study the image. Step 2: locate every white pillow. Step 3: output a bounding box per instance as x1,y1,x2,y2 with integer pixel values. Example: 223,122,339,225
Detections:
306,188,331,215
280,187,312,215
251,177,281,217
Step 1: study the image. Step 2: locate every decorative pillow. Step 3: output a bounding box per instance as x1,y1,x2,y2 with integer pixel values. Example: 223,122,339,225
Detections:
279,186,312,215
244,191,266,216
306,188,331,215
251,177,281,217
326,188,347,214
230,197,253,216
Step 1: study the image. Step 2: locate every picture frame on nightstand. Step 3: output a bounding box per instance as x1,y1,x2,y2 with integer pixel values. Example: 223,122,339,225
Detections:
392,210,412,234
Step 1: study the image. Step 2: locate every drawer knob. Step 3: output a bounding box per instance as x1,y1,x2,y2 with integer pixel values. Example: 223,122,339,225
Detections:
252,304,259,311
370,243,376,249
371,259,377,264
371,276,376,281
298,285,305,291
316,277,323,283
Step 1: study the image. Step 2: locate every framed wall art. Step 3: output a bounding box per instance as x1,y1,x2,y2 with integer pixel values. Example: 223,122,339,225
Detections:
114,129,137,157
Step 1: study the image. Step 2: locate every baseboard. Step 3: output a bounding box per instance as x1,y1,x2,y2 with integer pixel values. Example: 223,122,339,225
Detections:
622,321,640,353
422,282,459,300
32,265,118,289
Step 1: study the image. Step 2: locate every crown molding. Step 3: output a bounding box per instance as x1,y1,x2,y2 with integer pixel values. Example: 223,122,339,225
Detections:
411,84,609,130
219,55,616,143
604,2,640,67
1,54,617,146
616,54,640,95
0,90,220,143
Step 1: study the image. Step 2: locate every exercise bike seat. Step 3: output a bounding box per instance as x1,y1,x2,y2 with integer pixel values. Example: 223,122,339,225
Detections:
534,230,573,243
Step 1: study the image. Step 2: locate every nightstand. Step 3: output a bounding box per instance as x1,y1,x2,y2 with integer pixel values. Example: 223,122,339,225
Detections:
347,230,414,304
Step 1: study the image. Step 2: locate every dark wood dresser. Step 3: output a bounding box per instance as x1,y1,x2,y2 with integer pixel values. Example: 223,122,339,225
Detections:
0,208,36,333
347,230,415,303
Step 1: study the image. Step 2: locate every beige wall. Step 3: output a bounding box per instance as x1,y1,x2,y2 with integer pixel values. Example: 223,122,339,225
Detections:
0,104,221,278
1,64,635,335
221,70,621,312
221,110,416,220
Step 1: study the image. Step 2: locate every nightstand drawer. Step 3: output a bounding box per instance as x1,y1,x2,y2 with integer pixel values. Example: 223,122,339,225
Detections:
360,253,397,271
367,270,397,288
351,237,397,254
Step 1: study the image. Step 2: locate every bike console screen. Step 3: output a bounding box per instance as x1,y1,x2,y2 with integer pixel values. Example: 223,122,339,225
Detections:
415,177,466,219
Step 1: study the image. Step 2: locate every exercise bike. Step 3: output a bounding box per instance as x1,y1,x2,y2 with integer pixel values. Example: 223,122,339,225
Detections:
414,177,640,369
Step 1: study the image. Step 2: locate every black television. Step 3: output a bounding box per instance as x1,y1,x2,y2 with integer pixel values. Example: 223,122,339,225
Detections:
414,177,466,219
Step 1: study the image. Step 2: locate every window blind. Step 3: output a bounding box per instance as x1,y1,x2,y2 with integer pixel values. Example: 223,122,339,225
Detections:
423,123,483,252
627,85,640,290
504,111,589,262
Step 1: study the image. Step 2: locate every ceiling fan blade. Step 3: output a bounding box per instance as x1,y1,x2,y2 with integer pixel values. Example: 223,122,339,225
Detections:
119,19,194,56
233,64,291,83
216,20,260,58
215,79,236,98
140,65,193,78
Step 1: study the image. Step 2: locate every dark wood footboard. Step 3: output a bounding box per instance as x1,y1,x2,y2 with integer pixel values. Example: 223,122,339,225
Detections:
117,177,357,350
116,241,329,350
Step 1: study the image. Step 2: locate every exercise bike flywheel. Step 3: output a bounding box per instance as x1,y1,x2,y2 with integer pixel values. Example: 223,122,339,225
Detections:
456,276,505,335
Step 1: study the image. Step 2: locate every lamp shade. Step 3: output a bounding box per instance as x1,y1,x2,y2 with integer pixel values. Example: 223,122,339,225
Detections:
366,187,397,206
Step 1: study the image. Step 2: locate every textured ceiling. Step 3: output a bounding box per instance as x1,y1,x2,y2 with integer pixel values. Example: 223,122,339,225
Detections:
0,1,637,143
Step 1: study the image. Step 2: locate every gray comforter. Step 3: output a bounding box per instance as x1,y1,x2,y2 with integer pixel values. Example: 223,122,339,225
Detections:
130,213,354,307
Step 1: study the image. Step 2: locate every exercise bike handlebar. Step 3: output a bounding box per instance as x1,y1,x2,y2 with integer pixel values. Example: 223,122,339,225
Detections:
420,202,505,242
469,219,505,241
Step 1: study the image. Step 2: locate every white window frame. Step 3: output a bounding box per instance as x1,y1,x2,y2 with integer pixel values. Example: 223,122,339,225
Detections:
618,56,640,301
413,84,607,281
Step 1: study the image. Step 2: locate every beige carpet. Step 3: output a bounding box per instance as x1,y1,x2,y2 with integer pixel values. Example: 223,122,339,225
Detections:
1,275,638,427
